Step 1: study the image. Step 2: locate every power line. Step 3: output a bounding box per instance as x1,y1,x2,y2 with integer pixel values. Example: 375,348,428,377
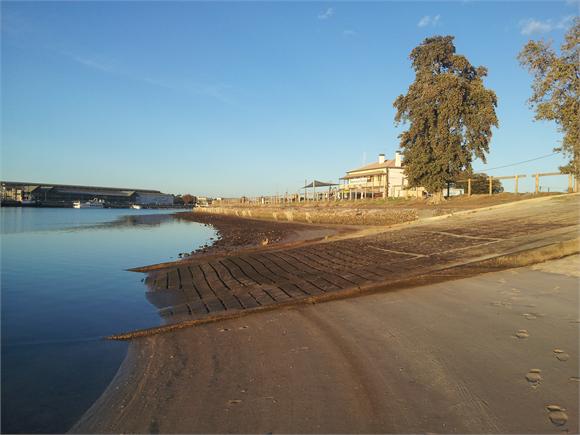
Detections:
474,151,561,173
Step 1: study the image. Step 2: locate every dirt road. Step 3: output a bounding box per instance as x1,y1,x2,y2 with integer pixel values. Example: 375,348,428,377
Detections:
73,255,579,433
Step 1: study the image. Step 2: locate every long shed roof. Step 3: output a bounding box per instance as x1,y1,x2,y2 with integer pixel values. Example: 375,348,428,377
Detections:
1,181,163,194
54,188,137,197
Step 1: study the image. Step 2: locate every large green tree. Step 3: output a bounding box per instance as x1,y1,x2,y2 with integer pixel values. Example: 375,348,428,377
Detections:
518,18,579,190
394,36,498,200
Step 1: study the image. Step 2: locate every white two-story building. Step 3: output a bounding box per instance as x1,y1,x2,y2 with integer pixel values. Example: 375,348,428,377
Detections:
340,152,422,199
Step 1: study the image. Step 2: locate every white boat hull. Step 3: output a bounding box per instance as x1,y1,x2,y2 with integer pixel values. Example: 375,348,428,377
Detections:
73,200,104,209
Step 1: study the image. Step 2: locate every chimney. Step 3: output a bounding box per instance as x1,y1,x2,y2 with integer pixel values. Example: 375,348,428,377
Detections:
395,152,402,167
378,153,385,164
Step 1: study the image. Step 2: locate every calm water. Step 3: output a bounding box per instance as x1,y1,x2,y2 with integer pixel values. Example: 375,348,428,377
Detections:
1,208,216,433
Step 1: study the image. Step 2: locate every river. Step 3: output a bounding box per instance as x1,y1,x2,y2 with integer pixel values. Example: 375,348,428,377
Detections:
0,207,216,433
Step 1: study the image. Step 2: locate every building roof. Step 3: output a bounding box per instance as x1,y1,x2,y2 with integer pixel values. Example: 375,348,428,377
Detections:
1,181,163,194
136,191,173,197
346,159,399,174
341,170,388,180
54,188,136,197
302,180,339,188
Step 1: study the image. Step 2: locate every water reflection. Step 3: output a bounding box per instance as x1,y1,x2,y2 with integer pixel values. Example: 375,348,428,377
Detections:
79,213,177,231
1,208,216,433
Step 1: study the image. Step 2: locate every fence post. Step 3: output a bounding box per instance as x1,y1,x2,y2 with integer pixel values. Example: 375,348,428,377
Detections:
488,176,493,196
515,175,519,194
535,174,539,194
467,178,472,197
569,174,573,193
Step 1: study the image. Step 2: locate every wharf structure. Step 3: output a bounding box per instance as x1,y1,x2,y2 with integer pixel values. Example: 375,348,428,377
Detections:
0,181,174,207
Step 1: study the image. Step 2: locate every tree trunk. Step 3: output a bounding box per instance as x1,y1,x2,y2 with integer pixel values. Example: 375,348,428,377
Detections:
429,190,446,204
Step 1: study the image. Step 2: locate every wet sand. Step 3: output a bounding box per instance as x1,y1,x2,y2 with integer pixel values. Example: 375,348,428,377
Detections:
72,255,579,434
172,211,359,257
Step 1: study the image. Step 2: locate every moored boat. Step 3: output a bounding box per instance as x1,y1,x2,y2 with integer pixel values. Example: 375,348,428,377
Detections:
73,199,105,209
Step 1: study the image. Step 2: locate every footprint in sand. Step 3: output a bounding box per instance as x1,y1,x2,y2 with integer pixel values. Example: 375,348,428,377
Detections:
525,369,542,386
515,329,529,339
553,349,570,361
289,346,310,353
219,327,231,332
546,405,568,426
569,376,580,382
540,285,561,295
522,312,544,320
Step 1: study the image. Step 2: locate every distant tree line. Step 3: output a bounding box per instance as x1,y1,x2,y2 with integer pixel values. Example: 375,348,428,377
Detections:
174,194,196,205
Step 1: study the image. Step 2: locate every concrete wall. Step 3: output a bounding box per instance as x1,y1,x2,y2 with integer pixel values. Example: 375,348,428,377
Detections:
195,205,425,226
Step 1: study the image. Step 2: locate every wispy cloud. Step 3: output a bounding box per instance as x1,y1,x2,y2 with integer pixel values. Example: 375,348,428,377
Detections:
61,51,233,105
417,15,441,28
519,19,551,35
318,8,334,20
70,54,116,73
519,15,574,35
342,29,357,37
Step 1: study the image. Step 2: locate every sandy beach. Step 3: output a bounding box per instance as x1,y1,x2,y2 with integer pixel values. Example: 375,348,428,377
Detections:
71,195,580,433
72,255,579,434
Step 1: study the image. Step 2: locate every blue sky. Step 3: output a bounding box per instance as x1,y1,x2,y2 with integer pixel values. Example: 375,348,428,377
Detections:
1,1,578,196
